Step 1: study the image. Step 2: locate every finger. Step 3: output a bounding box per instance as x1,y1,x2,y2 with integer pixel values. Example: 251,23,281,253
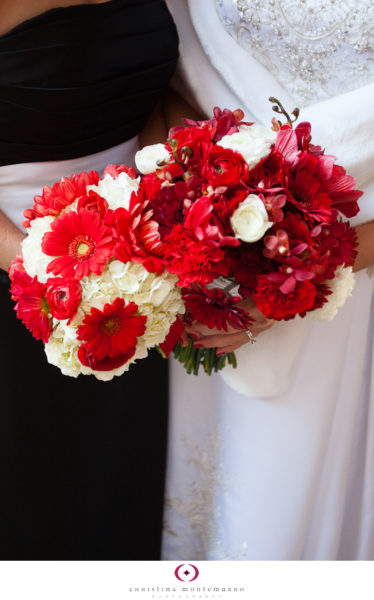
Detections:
180,330,189,347
216,344,243,356
194,331,248,349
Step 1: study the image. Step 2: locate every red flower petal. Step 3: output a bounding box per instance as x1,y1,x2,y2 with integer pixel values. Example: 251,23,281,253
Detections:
42,209,115,280
14,277,52,342
77,298,146,360
182,285,252,331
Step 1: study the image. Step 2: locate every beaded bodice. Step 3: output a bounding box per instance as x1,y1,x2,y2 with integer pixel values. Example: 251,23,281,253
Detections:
216,0,374,106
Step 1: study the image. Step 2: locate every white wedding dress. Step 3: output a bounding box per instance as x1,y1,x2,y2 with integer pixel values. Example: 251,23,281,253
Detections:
163,0,374,560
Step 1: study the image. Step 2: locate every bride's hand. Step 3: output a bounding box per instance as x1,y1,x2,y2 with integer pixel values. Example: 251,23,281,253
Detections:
184,297,275,355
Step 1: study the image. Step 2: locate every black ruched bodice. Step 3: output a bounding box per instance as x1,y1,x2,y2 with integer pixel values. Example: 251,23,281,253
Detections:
0,0,178,166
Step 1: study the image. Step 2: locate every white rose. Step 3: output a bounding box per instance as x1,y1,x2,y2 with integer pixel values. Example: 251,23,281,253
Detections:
230,194,272,243
87,171,140,211
219,124,276,170
135,143,171,174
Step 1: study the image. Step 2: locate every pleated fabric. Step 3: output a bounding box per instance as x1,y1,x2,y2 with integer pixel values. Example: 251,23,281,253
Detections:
0,0,178,165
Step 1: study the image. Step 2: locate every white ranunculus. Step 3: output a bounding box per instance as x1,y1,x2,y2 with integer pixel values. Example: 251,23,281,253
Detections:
135,143,171,174
219,124,276,170
307,266,356,321
230,194,272,243
87,171,140,211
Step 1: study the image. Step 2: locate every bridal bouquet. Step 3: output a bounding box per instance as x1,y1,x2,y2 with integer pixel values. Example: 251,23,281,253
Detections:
134,102,362,374
9,165,184,380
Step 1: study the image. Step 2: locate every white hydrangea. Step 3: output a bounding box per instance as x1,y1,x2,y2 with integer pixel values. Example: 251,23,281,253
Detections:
307,266,356,321
45,325,82,378
22,216,54,283
219,124,276,171
45,260,184,381
87,171,140,211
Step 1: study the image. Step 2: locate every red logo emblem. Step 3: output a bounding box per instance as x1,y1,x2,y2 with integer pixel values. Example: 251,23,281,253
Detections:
174,564,200,582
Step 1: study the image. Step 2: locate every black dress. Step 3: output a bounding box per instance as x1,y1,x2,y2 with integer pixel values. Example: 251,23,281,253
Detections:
0,0,178,559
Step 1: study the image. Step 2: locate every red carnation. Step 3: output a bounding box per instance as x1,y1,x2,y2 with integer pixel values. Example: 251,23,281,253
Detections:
183,286,252,331
13,277,52,342
77,298,146,361
42,209,115,280
202,146,249,187
23,170,100,227
164,224,229,287
46,277,82,322
148,185,185,239
253,275,316,320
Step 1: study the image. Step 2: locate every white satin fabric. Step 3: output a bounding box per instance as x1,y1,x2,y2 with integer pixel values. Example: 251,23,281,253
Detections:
0,137,139,230
163,0,374,559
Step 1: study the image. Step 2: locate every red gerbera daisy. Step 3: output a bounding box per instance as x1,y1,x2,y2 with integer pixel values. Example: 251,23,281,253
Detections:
14,277,52,342
182,286,252,331
77,297,146,360
42,209,115,280
23,170,100,227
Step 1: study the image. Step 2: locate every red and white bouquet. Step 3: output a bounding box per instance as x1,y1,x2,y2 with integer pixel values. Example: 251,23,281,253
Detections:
9,165,184,380
135,100,362,374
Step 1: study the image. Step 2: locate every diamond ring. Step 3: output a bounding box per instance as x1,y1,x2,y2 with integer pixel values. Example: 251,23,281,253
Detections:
245,329,256,344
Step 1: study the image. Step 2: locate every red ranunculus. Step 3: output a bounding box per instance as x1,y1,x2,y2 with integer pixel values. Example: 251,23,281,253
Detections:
77,190,109,218
202,146,249,187
168,125,213,171
77,298,146,360
182,285,252,331
46,277,82,322
42,208,115,280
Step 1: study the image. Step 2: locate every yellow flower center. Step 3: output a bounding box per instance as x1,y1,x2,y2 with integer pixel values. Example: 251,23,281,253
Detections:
69,235,95,261
101,317,121,336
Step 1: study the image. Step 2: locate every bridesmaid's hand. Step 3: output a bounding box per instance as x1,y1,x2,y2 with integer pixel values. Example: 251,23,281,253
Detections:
184,297,275,355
